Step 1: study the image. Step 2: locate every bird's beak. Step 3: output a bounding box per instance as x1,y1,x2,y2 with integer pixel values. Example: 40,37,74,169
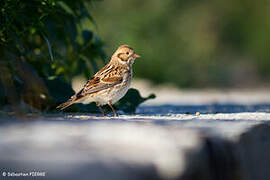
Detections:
132,53,140,59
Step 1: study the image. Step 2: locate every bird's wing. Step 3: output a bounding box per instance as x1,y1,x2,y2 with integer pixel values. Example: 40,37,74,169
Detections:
76,74,123,98
56,75,122,110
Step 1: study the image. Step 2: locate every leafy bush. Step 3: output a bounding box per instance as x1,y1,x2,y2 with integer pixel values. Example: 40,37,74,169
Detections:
0,0,152,114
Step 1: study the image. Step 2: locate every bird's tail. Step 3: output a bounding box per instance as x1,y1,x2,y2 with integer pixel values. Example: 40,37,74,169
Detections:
56,96,77,110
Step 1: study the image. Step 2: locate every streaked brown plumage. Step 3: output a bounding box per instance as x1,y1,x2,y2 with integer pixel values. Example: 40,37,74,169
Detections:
57,45,140,116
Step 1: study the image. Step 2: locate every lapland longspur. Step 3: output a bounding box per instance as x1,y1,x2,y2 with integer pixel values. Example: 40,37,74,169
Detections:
57,45,140,116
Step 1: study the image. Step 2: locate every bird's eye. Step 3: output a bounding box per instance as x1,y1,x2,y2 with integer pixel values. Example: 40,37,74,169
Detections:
126,52,129,55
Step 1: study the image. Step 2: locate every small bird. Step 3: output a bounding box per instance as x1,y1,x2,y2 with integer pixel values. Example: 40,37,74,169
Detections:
57,45,140,116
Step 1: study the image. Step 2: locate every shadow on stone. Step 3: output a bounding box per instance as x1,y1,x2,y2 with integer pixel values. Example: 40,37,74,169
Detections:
180,136,239,180
237,123,270,180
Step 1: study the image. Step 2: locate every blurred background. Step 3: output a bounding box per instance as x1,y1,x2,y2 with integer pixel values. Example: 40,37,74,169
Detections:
1,0,270,113
92,0,270,88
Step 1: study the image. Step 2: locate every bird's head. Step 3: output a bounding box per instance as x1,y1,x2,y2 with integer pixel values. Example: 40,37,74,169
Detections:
111,45,140,66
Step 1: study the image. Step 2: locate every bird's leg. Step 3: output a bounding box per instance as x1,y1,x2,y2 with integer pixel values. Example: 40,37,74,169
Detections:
108,101,118,117
96,102,105,116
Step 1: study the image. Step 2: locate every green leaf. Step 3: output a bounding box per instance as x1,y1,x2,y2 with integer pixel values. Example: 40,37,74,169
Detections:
42,33,54,61
57,1,75,16
116,88,156,114
82,30,93,44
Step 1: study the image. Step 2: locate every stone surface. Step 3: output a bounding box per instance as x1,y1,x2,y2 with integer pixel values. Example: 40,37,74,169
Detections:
0,104,270,179
0,120,237,180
